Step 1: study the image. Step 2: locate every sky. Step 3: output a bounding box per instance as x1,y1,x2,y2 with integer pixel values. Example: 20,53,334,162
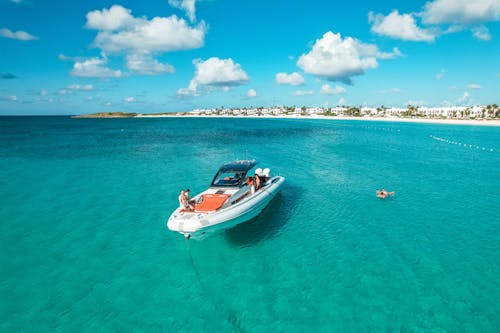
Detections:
0,0,499,115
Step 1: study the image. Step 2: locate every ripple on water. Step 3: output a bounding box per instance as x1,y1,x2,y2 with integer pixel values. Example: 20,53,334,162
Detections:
0,117,498,332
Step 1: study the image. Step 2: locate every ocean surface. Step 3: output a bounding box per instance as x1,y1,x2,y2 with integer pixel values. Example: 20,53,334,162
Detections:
0,116,499,332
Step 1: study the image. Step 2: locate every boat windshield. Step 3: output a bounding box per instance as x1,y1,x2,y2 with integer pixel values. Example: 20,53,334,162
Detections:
211,171,245,187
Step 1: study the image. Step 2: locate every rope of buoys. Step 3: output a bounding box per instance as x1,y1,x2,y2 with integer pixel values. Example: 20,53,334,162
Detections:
359,125,401,132
429,135,495,152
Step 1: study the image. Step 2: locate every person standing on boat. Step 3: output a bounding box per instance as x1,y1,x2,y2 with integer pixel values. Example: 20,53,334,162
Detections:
254,172,261,190
247,177,255,194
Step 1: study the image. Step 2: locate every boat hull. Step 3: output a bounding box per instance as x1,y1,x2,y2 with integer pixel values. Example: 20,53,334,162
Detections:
167,176,285,239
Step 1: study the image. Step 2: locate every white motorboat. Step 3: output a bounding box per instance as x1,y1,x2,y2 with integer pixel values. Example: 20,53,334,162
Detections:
167,160,285,239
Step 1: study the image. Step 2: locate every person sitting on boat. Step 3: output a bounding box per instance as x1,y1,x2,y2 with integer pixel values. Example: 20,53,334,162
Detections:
179,189,194,211
184,189,196,206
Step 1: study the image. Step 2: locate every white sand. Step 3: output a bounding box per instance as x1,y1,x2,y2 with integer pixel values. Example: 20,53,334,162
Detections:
136,114,500,126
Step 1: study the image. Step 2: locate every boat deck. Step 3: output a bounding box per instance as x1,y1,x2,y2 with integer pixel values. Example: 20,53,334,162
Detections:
194,193,230,212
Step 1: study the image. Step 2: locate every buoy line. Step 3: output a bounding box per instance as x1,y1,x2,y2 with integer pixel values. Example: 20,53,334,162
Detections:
360,125,401,132
429,135,495,152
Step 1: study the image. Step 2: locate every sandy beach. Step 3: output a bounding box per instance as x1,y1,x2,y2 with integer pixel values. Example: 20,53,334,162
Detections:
135,114,500,126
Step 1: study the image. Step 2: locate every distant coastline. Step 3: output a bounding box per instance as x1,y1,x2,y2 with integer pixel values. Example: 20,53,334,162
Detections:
73,111,500,126
71,112,139,118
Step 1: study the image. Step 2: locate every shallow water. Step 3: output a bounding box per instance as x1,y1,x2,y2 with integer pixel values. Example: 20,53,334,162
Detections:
0,116,499,332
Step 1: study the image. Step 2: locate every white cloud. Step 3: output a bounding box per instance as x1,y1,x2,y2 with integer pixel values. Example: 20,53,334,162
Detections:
467,84,481,89
124,97,136,103
71,54,122,78
58,54,72,61
422,0,500,25
457,91,471,104
472,25,491,40
371,1,500,42
294,90,314,96
276,72,305,86
81,5,205,77
178,57,249,96
0,28,38,41
297,31,399,84
247,89,257,98
87,5,206,53
169,0,197,22
320,84,346,95
369,10,436,42
337,97,347,105
194,57,248,86
68,84,94,91
436,69,446,79
376,48,403,59
177,80,200,97
126,52,174,75
58,89,71,95
85,5,134,31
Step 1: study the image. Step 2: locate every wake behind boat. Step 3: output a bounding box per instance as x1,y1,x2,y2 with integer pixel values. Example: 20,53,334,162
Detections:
167,160,285,239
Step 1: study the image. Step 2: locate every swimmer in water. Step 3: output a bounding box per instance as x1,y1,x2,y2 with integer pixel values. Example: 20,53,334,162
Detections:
376,188,395,199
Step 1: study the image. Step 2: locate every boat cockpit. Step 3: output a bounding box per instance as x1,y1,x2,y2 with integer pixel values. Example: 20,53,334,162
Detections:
210,160,258,188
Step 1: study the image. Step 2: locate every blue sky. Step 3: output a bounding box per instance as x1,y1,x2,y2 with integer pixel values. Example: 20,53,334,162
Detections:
1,0,499,115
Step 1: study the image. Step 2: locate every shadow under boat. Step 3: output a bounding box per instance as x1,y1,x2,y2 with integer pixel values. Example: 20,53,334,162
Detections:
224,183,302,248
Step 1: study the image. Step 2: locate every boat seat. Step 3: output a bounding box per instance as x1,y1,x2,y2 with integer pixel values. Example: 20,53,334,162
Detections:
194,193,230,213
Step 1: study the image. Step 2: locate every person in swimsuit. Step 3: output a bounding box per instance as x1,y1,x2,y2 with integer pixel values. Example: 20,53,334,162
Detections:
179,189,194,210
254,172,261,190
376,188,395,199
247,176,255,194
185,189,195,205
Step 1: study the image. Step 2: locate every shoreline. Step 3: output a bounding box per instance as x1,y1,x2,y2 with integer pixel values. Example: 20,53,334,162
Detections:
135,114,500,126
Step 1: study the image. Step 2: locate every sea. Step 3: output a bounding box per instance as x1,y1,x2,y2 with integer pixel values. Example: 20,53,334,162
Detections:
0,116,499,332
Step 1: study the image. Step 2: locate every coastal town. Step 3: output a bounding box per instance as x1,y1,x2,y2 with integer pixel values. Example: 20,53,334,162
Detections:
185,104,500,119
77,104,500,120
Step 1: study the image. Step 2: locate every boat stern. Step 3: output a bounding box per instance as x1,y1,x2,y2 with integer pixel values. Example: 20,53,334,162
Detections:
167,209,210,236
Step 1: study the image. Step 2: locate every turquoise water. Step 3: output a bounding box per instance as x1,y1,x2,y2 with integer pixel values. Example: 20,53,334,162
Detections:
0,116,499,332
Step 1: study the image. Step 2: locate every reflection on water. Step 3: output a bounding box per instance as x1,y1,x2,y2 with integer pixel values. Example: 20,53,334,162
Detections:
225,184,302,247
